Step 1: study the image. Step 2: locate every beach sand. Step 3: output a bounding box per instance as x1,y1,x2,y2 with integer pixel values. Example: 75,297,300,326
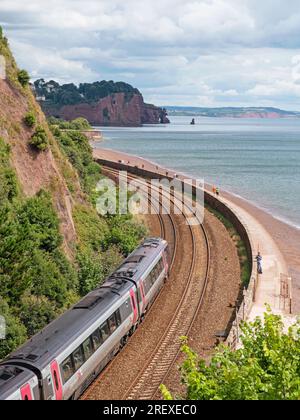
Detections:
94,147,300,314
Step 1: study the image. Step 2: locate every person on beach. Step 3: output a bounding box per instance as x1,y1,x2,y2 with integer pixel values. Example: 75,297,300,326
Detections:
256,252,263,274
216,187,220,196
212,185,216,195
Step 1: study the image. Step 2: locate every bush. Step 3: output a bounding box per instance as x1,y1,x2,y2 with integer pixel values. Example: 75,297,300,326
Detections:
30,126,49,151
73,204,109,253
0,298,27,359
162,310,300,401
0,138,18,202
17,190,62,252
17,69,30,87
0,191,77,304
105,215,147,255
24,112,36,128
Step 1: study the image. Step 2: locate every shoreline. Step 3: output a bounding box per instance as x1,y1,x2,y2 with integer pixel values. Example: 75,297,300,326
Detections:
94,146,300,314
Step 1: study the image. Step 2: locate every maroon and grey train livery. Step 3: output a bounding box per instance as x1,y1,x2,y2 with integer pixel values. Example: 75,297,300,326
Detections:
0,238,170,400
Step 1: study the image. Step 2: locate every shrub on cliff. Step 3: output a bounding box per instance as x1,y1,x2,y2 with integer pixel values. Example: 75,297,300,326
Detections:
24,112,36,128
0,138,18,202
17,69,30,87
30,126,49,151
0,190,79,305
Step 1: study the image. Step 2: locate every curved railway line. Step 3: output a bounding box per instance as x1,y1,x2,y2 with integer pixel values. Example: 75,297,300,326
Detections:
81,167,211,400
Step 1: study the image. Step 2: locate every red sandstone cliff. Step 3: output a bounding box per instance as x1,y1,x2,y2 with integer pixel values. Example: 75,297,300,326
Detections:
41,93,170,127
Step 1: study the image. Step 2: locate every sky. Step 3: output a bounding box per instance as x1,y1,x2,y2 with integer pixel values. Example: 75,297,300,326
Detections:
1,0,300,109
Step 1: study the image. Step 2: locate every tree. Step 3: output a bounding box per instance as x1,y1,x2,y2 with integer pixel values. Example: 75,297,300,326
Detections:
17,70,30,87
161,310,300,401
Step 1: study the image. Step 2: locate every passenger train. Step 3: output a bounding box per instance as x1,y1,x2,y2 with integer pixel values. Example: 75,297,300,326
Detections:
0,238,170,400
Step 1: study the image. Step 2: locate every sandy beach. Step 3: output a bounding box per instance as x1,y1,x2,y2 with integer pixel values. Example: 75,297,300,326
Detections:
94,147,300,314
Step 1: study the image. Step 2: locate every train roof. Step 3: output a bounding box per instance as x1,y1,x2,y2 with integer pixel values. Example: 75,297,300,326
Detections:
0,365,35,400
6,238,167,371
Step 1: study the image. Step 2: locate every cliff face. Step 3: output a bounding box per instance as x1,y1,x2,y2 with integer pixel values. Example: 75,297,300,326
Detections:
0,38,79,256
41,92,170,126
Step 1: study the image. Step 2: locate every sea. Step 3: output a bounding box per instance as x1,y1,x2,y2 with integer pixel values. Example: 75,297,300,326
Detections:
93,116,300,230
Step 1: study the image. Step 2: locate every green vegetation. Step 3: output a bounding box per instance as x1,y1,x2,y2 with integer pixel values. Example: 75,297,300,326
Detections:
0,140,18,202
0,299,27,360
34,79,140,107
205,204,251,286
24,112,36,128
17,70,30,87
29,126,49,151
50,125,100,197
161,310,300,401
48,117,91,131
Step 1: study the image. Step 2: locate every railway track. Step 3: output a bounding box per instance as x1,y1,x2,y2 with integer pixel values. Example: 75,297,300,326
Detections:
81,167,210,401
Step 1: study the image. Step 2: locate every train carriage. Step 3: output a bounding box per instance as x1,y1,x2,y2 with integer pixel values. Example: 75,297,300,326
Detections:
0,238,169,400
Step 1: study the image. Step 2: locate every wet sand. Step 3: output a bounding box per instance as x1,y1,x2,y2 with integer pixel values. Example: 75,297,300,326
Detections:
94,147,300,314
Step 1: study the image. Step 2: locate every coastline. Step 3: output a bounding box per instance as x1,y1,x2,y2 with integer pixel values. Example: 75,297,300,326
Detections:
94,146,300,314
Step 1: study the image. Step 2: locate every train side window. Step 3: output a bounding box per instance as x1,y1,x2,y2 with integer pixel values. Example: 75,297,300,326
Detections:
83,337,94,360
108,313,118,333
151,268,156,285
115,310,121,327
61,356,74,384
73,346,85,371
91,329,102,350
100,321,110,342
159,259,164,273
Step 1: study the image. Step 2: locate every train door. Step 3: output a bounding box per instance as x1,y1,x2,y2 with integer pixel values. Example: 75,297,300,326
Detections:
129,289,139,325
20,383,33,400
50,360,63,400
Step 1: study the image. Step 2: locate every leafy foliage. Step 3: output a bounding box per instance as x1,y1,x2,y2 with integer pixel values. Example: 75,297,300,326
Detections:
0,298,27,360
0,184,79,351
29,126,49,151
17,70,30,87
104,215,147,255
24,112,36,128
162,311,300,401
50,125,100,197
18,295,57,337
0,139,18,203
48,117,91,130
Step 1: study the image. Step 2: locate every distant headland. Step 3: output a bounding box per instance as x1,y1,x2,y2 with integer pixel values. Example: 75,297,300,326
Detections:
166,106,300,119
33,79,170,127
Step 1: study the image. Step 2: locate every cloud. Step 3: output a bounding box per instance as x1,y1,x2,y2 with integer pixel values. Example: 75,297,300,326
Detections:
1,0,300,109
